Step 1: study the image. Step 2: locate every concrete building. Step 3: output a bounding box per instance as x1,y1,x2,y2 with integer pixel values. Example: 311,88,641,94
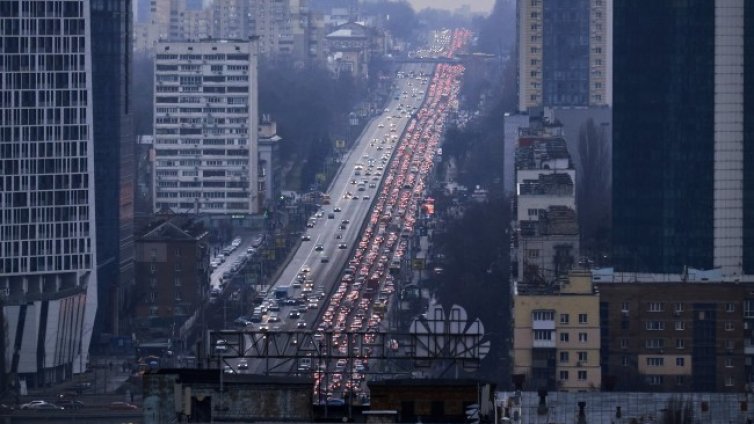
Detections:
143,369,313,422
512,271,601,392
326,21,374,79
512,132,578,285
0,0,99,386
133,217,210,340
152,39,260,216
517,0,611,111
612,0,753,277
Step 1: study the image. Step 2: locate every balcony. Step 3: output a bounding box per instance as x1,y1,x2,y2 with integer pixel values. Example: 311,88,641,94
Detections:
533,319,555,331
533,338,556,348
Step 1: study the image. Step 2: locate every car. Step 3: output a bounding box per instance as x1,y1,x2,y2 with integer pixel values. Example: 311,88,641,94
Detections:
21,400,59,410
246,247,255,254
289,311,301,319
334,207,342,212
335,233,343,239
339,224,347,230
341,219,350,225
328,213,335,219
314,244,324,252
57,400,85,410
215,339,228,352
238,360,249,370
301,234,311,241
362,196,370,200
109,402,139,410
338,243,347,249
320,255,330,263
377,123,384,128
268,313,280,322
306,221,315,228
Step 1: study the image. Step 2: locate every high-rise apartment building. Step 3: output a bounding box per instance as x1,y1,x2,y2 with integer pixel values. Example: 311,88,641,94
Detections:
612,1,753,276
517,0,611,111
0,0,98,386
90,0,134,336
152,40,260,216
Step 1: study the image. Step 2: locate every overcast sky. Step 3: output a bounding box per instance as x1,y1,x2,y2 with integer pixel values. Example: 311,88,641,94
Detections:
406,0,495,14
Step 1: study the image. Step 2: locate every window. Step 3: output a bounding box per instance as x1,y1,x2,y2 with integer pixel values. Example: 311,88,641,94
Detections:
149,306,159,317
578,332,588,343
533,330,553,341
621,302,629,312
174,277,181,287
560,313,569,324
725,376,735,387
675,339,685,349
621,355,629,367
674,321,685,331
675,376,685,386
578,352,588,362
647,375,663,386
675,357,685,367
559,351,569,363
646,338,664,349
150,263,157,272
578,314,588,324
674,303,684,313
725,357,734,368
577,371,587,381
646,357,664,367
532,310,554,321
725,303,735,313
526,249,540,258
725,321,734,331
646,321,665,331
527,208,538,217
648,302,664,312
620,338,628,349
559,370,569,381
174,263,182,271
560,332,569,342
725,340,735,351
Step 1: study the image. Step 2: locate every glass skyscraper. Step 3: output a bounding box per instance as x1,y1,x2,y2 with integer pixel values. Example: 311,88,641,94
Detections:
612,0,752,276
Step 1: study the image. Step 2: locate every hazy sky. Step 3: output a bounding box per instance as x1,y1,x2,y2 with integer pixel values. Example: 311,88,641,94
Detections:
406,0,495,14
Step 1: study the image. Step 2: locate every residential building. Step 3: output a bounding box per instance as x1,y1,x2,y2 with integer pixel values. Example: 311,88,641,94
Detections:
517,0,611,111
612,0,753,276
0,0,98,386
326,21,374,79
595,275,750,392
91,0,135,337
152,39,260,216
512,129,578,285
512,271,601,391
133,217,209,339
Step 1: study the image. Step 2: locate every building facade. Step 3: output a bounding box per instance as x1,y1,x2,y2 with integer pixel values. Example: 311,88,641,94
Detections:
152,39,260,216
597,280,750,392
91,0,135,337
613,0,753,276
0,0,99,386
517,0,611,111
512,271,601,391
133,218,209,339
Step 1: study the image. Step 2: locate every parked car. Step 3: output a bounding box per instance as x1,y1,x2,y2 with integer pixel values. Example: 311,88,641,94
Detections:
57,400,85,410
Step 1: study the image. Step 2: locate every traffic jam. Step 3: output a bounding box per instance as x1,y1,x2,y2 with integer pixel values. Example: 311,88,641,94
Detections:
312,29,471,405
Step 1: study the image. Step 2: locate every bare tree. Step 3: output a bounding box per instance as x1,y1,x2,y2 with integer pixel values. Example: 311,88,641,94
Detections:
576,117,611,260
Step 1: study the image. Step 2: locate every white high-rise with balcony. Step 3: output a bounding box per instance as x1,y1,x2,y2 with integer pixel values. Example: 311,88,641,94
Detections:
0,0,98,386
152,39,259,215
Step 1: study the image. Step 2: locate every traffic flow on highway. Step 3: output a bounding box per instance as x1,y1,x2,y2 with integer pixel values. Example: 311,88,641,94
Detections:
213,28,472,406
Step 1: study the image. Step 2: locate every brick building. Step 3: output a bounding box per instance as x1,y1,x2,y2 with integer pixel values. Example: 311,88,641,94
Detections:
597,280,753,392
133,217,210,340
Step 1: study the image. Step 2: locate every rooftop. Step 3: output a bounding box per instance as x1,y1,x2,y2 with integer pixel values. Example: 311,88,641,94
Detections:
138,216,208,242
515,137,572,170
518,173,574,196
520,206,578,237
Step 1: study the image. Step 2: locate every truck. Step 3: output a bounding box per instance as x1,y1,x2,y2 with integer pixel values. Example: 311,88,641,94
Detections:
274,285,290,299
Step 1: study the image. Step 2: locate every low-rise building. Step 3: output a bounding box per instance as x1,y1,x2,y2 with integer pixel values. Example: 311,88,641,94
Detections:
133,217,210,340
512,270,601,391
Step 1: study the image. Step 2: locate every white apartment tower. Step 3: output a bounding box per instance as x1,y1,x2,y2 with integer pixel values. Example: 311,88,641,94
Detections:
153,39,260,215
0,0,99,386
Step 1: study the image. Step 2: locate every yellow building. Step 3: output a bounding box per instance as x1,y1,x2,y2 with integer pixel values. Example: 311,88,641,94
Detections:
512,270,601,391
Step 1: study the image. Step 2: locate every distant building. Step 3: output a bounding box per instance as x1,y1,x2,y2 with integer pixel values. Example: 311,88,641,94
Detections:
512,271,601,391
143,369,313,422
152,39,260,216
326,21,375,79
257,116,283,212
517,0,611,111
133,217,210,340
612,0,753,276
